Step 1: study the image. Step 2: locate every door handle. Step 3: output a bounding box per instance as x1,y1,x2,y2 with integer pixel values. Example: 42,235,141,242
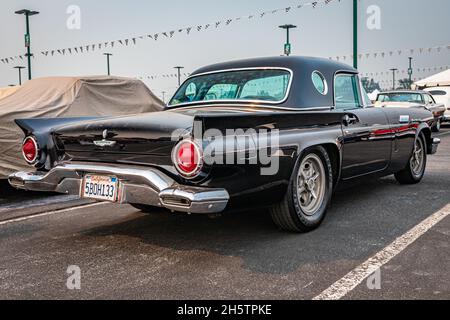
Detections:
343,115,358,126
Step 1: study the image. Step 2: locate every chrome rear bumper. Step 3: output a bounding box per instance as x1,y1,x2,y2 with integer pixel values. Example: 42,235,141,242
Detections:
8,163,229,214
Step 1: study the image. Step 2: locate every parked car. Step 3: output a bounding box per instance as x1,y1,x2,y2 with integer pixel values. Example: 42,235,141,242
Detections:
424,87,450,123
0,76,164,179
9,57,440,233
375,90,446,132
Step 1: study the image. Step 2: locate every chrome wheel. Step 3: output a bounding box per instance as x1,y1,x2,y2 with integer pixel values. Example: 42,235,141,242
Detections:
410,138,425,176
297,153,326,216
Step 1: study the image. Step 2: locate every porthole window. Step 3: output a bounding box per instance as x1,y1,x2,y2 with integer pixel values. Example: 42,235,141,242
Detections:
312,71,328,95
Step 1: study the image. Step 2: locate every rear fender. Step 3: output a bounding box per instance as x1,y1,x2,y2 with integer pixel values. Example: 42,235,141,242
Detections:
15,117,100,169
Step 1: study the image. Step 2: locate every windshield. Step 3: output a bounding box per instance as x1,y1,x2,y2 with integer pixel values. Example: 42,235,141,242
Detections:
377,93,424,104
169,69,292,107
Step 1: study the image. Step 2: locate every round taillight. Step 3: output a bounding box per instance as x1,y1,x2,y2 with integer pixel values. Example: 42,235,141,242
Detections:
22,136,39,164
172,140,203,178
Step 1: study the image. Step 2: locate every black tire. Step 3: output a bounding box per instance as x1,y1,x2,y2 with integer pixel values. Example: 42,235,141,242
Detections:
270,146,333,233
395,133,427,185
432,119,441,133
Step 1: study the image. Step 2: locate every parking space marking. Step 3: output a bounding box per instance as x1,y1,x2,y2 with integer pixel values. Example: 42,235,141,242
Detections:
313,203,450,300
0,202,106,226
436,130,450,137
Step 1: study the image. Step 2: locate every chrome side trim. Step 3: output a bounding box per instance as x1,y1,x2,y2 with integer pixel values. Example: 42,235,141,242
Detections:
167,67,294,108
171,104,332,112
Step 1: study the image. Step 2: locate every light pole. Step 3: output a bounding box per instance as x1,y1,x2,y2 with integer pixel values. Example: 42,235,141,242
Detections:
14,66,26,85
390,68,398,90
174,66,184,87
103,53,113,76
278,24,297,56
353,0,358,69
15,9,39,80
408,57,413,85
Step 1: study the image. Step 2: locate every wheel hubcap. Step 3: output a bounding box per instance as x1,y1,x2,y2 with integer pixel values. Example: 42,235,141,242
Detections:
297,154,326,216
410,139,424,176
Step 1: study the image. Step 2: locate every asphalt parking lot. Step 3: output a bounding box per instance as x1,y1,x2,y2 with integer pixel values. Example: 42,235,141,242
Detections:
0,127,449,300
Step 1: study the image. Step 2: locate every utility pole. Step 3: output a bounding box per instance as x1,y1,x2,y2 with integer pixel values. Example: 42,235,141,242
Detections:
15,9,39,80
390,68,398,90
14,66,26,85
353,0,358,69
162,91,166,104
174,66,184,87
279,24,297,56
408,57,413,85
103,53,113,76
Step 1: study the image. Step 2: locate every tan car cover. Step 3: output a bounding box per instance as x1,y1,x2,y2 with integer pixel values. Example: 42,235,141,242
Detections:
0,76,165,179
0,86,20,100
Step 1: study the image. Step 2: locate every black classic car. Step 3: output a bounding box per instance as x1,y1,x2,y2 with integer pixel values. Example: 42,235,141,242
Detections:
9,57,441,233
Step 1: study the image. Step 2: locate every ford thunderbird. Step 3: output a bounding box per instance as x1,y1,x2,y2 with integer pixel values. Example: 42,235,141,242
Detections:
9,57,441,233
376,90,446,132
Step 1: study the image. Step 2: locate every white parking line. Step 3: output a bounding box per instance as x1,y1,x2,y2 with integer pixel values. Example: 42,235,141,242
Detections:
0,202,106,226
436,130,450,137
313,203,450,300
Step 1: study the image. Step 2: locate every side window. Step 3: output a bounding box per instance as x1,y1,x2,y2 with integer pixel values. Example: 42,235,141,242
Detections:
425,94,435,105
334,74,361,110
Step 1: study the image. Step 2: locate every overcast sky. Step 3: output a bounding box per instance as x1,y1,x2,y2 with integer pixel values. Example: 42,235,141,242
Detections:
1,0,449,98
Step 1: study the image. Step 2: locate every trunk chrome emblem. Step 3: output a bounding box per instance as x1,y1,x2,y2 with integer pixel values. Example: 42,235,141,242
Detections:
94,129,116,147
94,140,117,147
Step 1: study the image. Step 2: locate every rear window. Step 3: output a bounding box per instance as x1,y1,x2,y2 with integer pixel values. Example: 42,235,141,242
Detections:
169,69,292,107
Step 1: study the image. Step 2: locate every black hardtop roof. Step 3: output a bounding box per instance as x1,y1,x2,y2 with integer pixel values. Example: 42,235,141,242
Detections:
191,56,357,76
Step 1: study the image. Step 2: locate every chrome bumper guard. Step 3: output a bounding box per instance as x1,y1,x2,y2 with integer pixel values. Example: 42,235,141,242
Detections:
430,138,441,155
8,163,229,214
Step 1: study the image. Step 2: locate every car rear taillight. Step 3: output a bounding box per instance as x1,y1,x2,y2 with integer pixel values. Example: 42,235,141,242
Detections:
172,139,203,178
22,136,39,164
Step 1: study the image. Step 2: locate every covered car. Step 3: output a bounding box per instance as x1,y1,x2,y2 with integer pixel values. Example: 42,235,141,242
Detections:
0,76,164,179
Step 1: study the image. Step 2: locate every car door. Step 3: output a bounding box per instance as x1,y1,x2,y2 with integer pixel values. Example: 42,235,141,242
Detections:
335,73,393,179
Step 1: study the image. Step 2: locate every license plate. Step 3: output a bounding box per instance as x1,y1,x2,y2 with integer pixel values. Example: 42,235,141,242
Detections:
82,175,118,202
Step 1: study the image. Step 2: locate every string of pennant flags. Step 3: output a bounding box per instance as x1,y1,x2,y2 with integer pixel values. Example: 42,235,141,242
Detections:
328,44,450,62
361,65,450,78
136,65,450,83
0,0,338,65
137,73,192,80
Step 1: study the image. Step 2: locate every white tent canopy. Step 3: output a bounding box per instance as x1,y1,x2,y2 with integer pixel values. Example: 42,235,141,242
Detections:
414,69,450,88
